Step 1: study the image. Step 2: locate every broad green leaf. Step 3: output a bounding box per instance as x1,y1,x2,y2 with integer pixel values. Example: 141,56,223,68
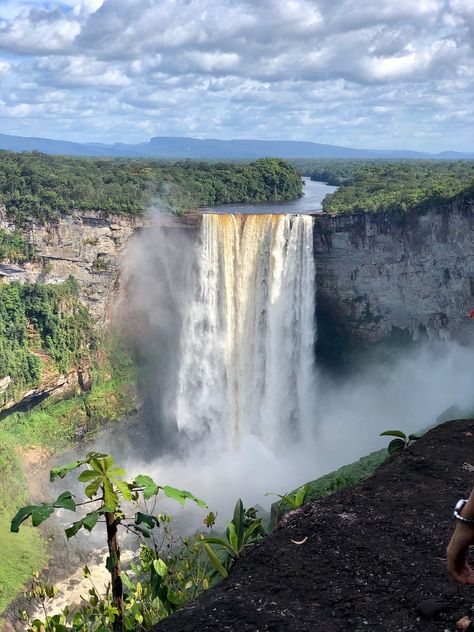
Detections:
89,454,103,473
103,478,119,512
380,430,407,439
84,477,101,499
109,467,126,478
388,438,406,455
202,543,228,577
65,520,84,539
294,485,308,507
135,512,158,529
134,524,152,538
102,455,114,472
106,553,117,574
120,571,134,591
162,485,206,508
78,470,99,483
11,506,35,532
54,491,76,512
199,536,234,557
227,522,238,553
30,504,54,527
153,558,168,578
232,499,244,548
133,474,159,499
114,479,132,502
50,459,87,482
199,536,229,546
166,589,180,606
82,511,99,531
243,519,263,544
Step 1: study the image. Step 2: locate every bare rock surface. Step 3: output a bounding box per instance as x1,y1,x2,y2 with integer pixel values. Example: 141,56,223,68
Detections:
153,419,474,632
314,198,474,344
0,207,144,321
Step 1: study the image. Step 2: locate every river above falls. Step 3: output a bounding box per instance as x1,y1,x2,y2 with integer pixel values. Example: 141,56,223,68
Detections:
201,177,338,214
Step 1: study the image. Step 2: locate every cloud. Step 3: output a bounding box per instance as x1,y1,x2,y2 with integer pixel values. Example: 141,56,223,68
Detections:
0,0,472,151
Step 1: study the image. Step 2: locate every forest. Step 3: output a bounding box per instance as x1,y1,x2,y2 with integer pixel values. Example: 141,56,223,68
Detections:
0,152,303,223
293,159,474,213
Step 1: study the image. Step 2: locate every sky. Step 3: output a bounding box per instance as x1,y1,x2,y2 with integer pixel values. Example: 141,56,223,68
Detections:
0,0,473,152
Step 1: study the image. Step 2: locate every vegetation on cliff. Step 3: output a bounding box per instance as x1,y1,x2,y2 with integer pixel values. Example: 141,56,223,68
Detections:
0,230,36,263
0,278,95,406
293,159,474,213
0,152,303,223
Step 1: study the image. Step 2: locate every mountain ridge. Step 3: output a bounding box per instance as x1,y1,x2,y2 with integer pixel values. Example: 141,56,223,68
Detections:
1,133,473,160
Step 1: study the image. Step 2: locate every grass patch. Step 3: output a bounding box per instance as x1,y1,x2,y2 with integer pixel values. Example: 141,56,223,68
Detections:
0,516,46,616
0,437,46,617
271,449,389,525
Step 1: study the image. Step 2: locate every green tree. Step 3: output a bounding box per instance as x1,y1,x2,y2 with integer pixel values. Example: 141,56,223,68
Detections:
11,452,206,632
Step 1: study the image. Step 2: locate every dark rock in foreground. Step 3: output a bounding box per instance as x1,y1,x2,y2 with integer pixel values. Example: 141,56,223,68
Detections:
153,419,474,631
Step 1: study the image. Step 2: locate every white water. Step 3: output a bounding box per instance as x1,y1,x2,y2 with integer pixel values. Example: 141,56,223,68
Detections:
119,211,474,517
175,213,317,451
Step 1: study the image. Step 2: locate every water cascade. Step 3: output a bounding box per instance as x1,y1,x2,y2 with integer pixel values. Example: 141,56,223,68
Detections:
175,213,317,450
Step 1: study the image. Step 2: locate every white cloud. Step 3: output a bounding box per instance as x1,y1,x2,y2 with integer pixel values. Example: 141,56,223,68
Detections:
0,0,472,151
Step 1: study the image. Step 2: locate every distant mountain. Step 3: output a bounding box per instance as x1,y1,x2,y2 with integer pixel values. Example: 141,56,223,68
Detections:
0,133,473,160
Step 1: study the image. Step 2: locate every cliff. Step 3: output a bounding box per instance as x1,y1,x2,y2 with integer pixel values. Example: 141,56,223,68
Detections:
313,198,474,362
152,418,474,632
0,205,144,321
2,199,474,410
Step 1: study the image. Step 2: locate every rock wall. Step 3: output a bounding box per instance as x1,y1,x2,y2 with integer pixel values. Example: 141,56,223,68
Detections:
313,198,474,358
0,206,144,321
0,207,147,414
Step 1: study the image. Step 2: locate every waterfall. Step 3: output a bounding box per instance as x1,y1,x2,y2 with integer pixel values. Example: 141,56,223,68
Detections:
175,213,317,450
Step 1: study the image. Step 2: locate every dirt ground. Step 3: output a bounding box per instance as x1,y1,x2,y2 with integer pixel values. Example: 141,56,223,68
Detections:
153,418,474,632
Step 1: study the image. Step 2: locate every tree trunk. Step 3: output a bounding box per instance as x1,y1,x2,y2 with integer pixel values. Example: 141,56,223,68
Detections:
105,511,124,632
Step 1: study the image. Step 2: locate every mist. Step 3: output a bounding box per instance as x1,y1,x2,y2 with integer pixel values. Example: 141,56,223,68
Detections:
112,217,474,522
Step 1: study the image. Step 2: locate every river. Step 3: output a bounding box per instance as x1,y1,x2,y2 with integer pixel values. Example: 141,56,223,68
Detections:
201,177,337,214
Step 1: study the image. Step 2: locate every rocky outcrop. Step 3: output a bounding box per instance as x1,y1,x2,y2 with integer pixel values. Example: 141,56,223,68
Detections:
313,198,474,358
0,206,145,321
0,371,78,420
152,418,474,632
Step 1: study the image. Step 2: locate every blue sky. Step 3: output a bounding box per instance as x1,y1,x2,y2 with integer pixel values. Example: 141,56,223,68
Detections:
0,0,473,151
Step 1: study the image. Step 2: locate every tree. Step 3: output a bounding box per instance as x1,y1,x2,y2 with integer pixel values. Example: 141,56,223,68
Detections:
11,452,206,632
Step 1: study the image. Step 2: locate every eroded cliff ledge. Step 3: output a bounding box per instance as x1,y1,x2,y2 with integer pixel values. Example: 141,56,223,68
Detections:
153,418,474,632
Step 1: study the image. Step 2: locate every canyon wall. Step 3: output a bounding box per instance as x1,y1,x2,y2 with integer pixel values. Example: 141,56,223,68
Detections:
2,198,474,409
0,206,145,321
313,197,474,360
0,207,146,414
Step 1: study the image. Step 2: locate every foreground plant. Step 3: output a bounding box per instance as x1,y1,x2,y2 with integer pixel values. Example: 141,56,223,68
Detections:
380,429,419,455
11,452,206,632
199,499,266,577
266,483,311,527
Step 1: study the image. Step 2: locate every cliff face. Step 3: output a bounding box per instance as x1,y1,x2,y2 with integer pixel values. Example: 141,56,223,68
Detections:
313,198,474,358
0,206,144,321
0,208,144,414
2,200,474,410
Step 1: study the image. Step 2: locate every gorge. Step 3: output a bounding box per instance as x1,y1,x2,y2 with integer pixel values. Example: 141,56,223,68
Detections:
3,196,474,424
110,199,474,516
2,190,474,629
